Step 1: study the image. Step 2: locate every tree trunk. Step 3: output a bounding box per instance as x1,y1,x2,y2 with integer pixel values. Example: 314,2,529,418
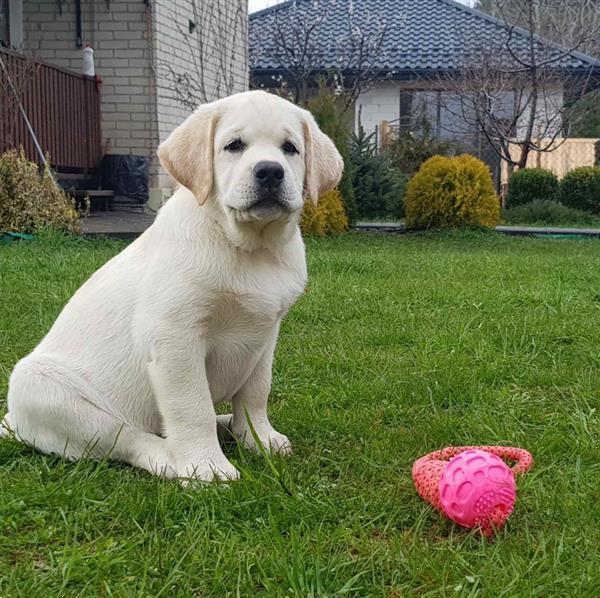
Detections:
518,1,540,170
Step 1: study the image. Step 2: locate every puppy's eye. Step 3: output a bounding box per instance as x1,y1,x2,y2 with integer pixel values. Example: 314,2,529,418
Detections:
282,141,299,155
224,138,246,153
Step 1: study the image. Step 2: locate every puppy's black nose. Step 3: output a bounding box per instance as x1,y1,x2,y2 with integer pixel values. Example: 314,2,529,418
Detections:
254,161,284,188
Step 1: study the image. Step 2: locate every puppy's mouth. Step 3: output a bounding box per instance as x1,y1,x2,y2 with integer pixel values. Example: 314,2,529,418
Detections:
246,190,289,211
233,192,291,222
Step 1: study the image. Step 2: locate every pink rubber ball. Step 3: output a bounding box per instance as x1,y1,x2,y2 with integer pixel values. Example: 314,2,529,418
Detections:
438,449,517,530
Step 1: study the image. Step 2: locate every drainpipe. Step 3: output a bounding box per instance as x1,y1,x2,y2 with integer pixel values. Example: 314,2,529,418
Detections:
75,0,82,48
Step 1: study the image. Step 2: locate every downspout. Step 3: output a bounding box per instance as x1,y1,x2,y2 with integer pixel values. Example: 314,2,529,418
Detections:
75,0,82,48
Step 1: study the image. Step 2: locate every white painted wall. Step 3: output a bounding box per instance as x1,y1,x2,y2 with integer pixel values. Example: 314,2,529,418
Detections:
356,81,565,148
516,86,564,140
355,81,401,136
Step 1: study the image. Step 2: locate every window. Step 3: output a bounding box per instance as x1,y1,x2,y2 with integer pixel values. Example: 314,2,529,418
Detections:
0,0,9,47
398,90,413,133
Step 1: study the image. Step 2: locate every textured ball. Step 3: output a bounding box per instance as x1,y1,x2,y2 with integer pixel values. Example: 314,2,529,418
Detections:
439,449,516,532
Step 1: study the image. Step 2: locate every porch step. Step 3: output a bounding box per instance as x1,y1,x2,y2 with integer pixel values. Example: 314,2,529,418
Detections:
110,197,146,210
56,172,89,181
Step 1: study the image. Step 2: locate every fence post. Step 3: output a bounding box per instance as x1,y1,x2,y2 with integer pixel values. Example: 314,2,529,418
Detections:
379,120,391,152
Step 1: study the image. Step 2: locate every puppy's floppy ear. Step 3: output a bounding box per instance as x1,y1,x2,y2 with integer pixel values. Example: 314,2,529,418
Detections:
302,113,344,207
157,104,220,205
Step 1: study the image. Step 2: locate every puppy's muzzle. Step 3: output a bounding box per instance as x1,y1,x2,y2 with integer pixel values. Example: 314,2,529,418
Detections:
254,161,284,190
249,161,287,209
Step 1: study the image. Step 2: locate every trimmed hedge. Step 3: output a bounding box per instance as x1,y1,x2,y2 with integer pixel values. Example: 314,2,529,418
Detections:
559,166,600,215
505,168,559,208
300,188,348,236
404,154,500,230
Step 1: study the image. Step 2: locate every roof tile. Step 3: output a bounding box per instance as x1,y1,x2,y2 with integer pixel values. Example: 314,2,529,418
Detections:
250,0,600,74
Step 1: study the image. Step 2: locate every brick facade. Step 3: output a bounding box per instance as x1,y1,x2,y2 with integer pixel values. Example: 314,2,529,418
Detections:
20,0,248,195
152,0,248,189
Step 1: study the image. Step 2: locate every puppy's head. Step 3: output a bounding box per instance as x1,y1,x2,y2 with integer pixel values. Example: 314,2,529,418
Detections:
157,90,343,225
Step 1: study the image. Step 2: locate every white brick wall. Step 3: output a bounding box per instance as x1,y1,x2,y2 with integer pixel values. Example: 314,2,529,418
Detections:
152,0,249,189
21,0,249,192
23,0,155,158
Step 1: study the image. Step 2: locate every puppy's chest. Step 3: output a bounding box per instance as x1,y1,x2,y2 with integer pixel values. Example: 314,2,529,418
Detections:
203,278,303,343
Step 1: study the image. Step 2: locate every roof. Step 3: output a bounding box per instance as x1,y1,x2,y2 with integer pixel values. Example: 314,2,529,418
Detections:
249,0,600,76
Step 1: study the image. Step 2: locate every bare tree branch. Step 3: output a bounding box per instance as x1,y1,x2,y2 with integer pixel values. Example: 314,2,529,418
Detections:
438,0,599,173
158,0,247,109
250,0,395,110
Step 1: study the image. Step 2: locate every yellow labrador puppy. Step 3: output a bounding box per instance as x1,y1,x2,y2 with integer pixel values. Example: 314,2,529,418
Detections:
1,91,343,482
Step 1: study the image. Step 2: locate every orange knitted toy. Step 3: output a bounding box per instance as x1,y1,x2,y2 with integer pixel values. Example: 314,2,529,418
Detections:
412,446,534,535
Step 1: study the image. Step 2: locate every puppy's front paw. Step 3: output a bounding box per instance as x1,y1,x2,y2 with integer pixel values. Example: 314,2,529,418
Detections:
241,428,292,456
174,452,240,483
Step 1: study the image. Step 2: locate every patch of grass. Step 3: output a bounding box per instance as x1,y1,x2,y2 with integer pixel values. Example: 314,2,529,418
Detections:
1,231,599,596
502,199,600,228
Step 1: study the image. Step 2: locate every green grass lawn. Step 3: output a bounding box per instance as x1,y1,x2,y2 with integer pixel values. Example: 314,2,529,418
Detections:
1,231,599,596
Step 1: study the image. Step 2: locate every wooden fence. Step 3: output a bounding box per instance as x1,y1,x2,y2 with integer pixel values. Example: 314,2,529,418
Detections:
379,120,600,190
500,138,600,185
0,48,102,170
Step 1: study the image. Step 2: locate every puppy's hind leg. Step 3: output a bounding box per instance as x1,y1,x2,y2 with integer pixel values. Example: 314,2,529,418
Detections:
6,357,174,478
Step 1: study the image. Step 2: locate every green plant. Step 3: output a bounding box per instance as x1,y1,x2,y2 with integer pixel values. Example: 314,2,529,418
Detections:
505,168,559,208
386,117,458,176
300,188,348,236
0,149,81,234
349,130,406,220
306,88,357,224
1,233,600,596
559,166,600,215
568,90,600,138
404,154,500,230
385,173,408,220
503,199,600,226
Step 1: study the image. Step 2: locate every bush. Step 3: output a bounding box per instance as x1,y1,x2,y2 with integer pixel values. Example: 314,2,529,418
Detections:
503,199,600,226
404,154,500,230
568,90,600,138
386,118,458,176
307,88,357,224
300,188,348,236
349,130,406,220
385,173,408,220
559,166,600,214
0,149,81,235
505,168,559,208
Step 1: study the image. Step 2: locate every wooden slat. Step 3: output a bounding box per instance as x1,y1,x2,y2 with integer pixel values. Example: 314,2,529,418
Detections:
0,48,102,170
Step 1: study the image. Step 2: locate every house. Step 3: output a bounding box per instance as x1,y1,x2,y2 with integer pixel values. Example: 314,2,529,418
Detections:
250,0,600,173
0,0,248,208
